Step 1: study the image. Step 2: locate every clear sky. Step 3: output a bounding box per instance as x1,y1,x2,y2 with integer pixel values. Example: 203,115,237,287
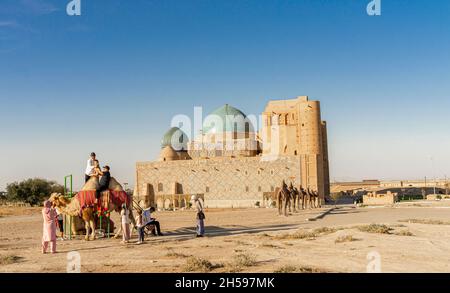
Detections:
1,0,449,191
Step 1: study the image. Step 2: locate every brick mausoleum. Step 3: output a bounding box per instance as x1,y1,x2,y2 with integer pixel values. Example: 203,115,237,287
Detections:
134,96,330,209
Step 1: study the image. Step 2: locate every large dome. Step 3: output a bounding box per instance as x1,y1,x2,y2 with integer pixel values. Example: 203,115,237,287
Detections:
202,104,252,134
161,127,189,151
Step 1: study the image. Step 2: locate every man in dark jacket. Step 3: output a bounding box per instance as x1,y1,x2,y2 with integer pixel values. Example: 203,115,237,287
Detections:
96,165,111,199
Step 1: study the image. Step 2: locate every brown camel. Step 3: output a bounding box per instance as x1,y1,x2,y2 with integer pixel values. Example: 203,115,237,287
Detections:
312,190,321,208
304,188,314,209
49,177,135,241
304,188,320,209
275,180,291,216
288,183,299,213
298,185,307,210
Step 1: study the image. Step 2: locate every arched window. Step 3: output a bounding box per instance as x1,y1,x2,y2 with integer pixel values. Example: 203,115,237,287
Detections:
158,183,163,192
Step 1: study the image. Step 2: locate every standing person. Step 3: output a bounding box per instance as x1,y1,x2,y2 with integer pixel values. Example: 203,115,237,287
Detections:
120,204,131,243
135,209,144,244
56,209,64,240
85,152,96,183
191,195,205,238
42,200,57,254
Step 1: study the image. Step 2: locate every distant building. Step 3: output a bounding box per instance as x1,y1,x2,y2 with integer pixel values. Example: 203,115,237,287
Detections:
363,191,398,205
135,96,330,209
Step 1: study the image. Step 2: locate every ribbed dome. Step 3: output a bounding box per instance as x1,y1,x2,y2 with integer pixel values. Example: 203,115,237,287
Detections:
202,104,252,134
159,146,179,161
161,127,189,150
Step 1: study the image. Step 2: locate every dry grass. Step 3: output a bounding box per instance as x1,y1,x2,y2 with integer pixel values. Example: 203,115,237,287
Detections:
0,255,22,265
276,226,341,240
234,240,251,246
394,230,414,236
232,252,257,267
335,235,355,244
274,265,328,273
165,251,191,259
278,230,318,240
224,252,257,272
356,224,391,234
399,219,450,225
182,256,213,272
259,243,282,249
0,207,40,217
312,227,341,235
390,224,407,228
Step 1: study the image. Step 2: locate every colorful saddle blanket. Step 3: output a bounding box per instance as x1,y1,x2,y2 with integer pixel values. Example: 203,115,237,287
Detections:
76,190,130,211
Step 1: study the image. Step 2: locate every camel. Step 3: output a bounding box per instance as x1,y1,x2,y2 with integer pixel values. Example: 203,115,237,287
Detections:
304,188,320,209
297,185,306,210
288,183,299,213
49,177,135,241
275,180,291,216
312,190,322,208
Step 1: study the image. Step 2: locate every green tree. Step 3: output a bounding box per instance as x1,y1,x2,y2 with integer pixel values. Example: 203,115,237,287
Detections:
6,178,64,206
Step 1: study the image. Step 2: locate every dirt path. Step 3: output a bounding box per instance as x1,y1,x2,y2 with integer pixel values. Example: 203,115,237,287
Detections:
1,202,450,273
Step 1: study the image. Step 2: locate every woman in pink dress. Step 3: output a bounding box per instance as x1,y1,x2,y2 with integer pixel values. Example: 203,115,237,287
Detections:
42,200,57,254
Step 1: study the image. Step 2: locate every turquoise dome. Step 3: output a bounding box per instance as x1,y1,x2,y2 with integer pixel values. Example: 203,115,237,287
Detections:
161,127,189,150
202,104,253,134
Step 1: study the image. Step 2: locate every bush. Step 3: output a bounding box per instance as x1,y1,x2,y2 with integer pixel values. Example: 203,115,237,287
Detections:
6,178,64,206
335,235,355,243
183,256,213,272
274,265,327,273
357,224,391,234
0,255,22,265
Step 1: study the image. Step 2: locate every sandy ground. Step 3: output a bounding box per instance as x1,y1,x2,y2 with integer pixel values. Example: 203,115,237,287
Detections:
1,201,450,273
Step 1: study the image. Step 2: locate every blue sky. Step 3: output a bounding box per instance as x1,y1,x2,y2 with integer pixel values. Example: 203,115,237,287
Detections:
0,0,449,190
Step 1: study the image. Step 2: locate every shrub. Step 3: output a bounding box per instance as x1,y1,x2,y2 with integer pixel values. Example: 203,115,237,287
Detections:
335,235,355,243
399,219,450,225
357,224,391,234
183,256,213,272
0,255,22,265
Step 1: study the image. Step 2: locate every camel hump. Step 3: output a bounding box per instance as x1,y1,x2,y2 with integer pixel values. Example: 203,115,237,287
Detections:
108,177,124,192
80,176,124,192
81,177,100,191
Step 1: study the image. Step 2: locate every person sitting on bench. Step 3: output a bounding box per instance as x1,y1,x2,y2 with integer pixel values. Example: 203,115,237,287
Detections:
142,207,163,236
95,165,111,199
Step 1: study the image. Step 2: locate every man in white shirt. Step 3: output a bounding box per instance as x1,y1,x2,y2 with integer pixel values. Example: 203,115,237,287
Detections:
142,207,164,236
85,152,96,182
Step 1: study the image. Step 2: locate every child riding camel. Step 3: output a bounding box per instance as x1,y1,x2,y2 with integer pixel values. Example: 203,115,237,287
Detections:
95,165,111,199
